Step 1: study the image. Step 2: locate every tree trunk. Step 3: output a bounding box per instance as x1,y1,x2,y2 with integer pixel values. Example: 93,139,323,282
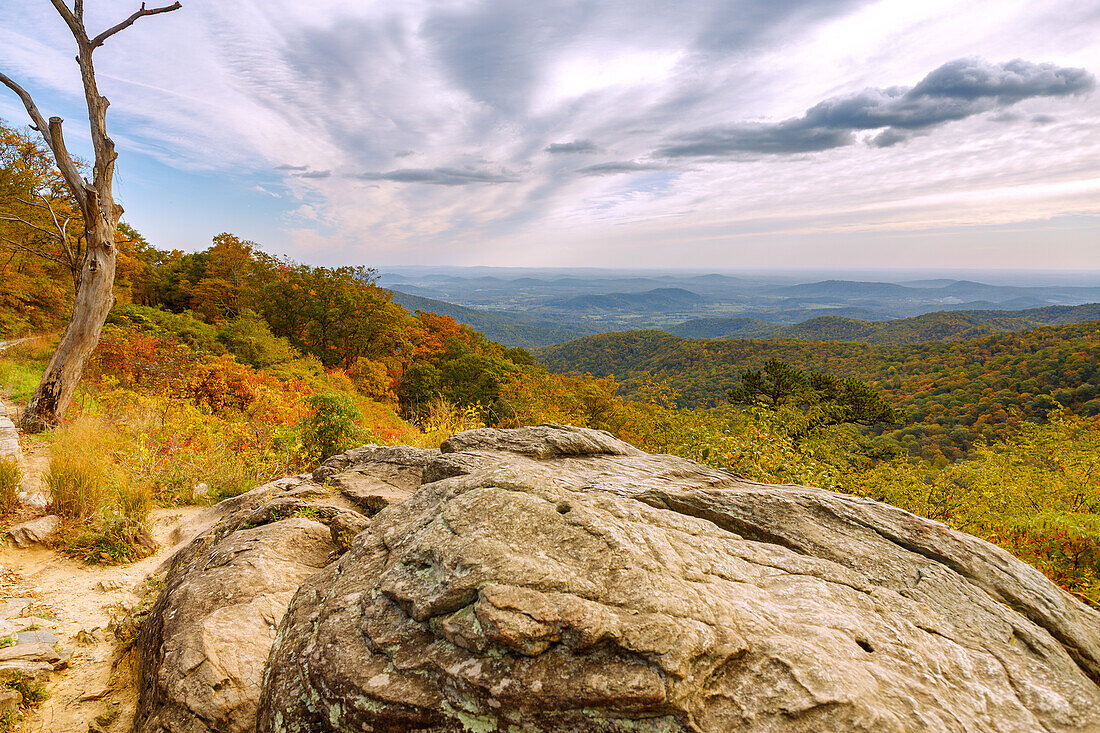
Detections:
1,1,180,433
18,219,117,433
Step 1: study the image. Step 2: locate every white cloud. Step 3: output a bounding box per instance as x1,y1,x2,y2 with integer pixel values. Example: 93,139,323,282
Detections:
0,0,1097,268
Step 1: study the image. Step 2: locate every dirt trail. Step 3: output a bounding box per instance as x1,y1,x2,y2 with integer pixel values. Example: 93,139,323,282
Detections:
2,506,205,732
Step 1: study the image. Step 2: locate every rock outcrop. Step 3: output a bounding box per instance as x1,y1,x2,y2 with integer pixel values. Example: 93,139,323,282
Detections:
134,447,439,733
0,400,19,461
137,425,1100,733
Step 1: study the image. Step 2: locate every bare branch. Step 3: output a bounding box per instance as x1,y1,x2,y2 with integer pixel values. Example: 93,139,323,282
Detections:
47,0,87,43
46,117,90,208
0,71,54,147
0,236,68,264
0,213,65,240
90,2,182,48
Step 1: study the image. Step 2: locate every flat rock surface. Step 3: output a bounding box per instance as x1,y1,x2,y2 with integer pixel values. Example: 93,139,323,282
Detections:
251,425,1100,733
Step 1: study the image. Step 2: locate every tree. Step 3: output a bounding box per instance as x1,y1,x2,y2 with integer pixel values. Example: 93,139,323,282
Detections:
728,359,898,439
0,0,181,432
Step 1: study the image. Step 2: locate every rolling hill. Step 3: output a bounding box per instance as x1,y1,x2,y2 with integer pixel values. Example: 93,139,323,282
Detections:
668,303,1100,345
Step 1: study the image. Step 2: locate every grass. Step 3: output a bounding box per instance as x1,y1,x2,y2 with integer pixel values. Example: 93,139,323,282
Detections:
0,670,49,732
0,636,12,649
0,457,20,514
0,337,53,403
45,423,114,520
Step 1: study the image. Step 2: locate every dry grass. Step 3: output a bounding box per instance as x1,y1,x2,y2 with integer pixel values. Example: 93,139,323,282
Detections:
0,457,20,514
45,415,116,520
116,478,152,522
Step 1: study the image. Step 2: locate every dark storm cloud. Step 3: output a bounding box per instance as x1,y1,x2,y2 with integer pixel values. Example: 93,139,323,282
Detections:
658,58,1095,157
546,140,599,154
357,167,519,185
576,161,666,176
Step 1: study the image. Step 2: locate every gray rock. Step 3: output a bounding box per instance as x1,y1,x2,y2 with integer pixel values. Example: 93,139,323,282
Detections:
4,515,58,548
0,403,19,461
312,444,439,482
15,629,58,645
17,492,47,509
254,425,1100,733
0,642,62,665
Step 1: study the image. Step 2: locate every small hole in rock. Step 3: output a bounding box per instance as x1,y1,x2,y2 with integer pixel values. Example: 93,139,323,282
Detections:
556,502,572,514
855,639,874,653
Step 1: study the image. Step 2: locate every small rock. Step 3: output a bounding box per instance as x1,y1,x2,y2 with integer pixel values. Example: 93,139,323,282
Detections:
192,483,210,501
0,599,32,620
0,621,14,638
0,686,21,714
96,580,125,593
15,629,58,645
5,515,59,548
52,647,73,670
75,628,102,646
17,492,48,510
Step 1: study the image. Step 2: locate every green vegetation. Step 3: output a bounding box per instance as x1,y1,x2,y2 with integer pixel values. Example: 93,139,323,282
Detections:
299,393,363,464
0,670,49,732
849,413,1100,604
727,359,898,440
537,324,1100,461
670,304,1100,345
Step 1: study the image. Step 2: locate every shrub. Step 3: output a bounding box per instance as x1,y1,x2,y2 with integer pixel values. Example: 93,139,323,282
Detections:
299,393,362,464
0,457,20,513
217,312,299,369
65,515,157,565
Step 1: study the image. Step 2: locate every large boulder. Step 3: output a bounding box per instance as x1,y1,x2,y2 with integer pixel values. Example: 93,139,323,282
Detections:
254,425,1100,733
134,445,440,733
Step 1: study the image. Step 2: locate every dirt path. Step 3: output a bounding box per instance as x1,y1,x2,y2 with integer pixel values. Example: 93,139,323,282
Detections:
1,506,205,732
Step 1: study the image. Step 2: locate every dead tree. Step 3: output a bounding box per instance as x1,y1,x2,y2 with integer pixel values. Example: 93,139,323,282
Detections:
0,0,181,432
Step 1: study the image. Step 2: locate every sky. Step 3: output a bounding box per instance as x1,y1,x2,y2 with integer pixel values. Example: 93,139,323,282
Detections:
1,0,1098,270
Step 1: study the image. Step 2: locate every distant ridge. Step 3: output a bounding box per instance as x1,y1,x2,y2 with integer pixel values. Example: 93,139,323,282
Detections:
668,303,1100,345
386,290,589,348
547,287,707,312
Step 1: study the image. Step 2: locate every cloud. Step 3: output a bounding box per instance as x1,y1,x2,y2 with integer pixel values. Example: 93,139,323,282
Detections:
546,140,599,154
576,161,667,176
357,167,520,185
658,58,1095,158
293,169,332,179
275,164,309,171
